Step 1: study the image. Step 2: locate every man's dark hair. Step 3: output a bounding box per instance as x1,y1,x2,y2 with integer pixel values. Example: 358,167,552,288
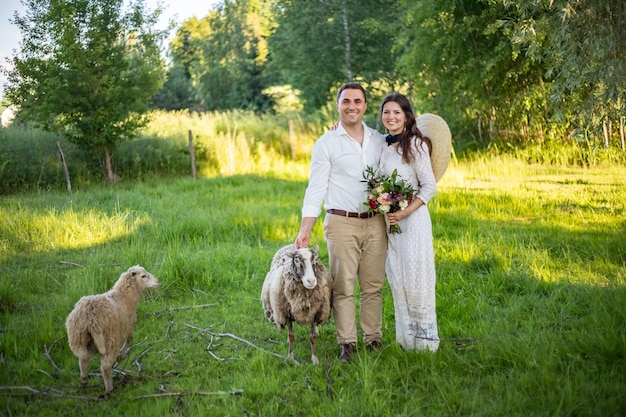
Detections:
336,82,367,103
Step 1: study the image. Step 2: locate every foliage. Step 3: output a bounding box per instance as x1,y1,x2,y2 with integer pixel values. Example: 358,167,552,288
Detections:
149,63,200,111
0,160,625,415
168,0,275,112
3,0,167,182
397,0,552,146
0,126,100,193
396,0,626,150
268,0,402,110
146,0,626,152
509,0,626,142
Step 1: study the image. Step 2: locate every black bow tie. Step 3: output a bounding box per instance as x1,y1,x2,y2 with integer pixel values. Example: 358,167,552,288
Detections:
386,134,401,146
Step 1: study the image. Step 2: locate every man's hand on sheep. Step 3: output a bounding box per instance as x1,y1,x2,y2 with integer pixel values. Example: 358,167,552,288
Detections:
294,217,317,248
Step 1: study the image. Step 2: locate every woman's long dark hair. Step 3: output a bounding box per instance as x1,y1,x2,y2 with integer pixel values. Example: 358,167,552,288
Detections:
380,92,427,165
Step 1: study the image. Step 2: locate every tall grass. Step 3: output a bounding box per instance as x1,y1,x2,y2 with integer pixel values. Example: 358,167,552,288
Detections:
133,109,326,179
0,110,327,194
2,109,625,195
0,155,624,416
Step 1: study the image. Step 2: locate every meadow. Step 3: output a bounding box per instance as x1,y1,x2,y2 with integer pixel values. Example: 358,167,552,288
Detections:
0,114,625,416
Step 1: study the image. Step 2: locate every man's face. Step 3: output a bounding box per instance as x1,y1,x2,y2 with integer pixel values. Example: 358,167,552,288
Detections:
336,88,367,128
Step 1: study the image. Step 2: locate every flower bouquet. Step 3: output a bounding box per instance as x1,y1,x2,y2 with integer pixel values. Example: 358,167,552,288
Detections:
362,166,415,234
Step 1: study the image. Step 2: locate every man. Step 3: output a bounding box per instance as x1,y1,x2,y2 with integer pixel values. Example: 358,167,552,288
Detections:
294,82,387,362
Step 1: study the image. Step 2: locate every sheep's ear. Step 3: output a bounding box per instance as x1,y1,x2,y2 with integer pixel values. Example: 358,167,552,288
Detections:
313,245,319,255
128,266,142,277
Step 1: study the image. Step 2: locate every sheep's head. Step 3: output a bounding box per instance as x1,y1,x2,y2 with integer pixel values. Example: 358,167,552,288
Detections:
127,265,159,289
290,247,318,290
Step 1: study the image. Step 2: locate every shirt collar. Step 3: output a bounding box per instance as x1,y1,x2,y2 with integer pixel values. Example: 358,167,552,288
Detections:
336,121,370,138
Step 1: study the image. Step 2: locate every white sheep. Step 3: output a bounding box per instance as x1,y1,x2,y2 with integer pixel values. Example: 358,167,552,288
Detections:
261,244,332,365
65,265,159,398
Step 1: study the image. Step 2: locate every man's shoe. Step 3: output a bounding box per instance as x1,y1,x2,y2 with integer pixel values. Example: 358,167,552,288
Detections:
366,340,383,352
339,343,355,362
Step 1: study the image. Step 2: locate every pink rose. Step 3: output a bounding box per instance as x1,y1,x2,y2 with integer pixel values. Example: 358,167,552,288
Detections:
377,193,393,205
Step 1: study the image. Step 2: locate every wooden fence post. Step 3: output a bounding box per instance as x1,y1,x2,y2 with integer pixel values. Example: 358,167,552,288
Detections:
619,116,626,152
188,130,197,178
56,140,72,193
288,119,296,160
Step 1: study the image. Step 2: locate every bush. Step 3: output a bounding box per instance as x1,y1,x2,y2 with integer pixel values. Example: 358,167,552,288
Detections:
0,127,97,194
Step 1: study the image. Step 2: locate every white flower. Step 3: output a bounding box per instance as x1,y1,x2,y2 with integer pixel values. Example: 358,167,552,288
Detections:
378,204,391,213
399,200,408,210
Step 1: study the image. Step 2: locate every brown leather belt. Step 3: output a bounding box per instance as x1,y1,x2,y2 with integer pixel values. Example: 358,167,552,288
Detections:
327,209,376,219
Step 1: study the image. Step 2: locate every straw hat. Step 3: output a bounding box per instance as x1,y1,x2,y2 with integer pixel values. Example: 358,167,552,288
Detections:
416,113,452,182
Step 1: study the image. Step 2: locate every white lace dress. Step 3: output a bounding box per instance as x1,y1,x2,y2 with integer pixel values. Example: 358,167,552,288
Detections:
379,138,439,351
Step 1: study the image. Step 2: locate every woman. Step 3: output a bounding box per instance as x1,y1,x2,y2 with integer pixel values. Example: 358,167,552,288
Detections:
378,92,440,351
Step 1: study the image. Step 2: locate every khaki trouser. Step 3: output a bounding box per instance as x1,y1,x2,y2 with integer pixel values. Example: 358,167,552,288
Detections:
323,213,387,345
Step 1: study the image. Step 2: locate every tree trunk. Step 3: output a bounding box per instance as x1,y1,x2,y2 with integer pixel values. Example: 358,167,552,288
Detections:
619,116,626,152
602,122,609,148
342,2,352,81
104,145,116,183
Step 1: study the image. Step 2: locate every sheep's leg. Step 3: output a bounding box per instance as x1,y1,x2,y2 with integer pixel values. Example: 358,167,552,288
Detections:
100,354,116,399
287,321,295,362
78,353,90,386
309,324,319,365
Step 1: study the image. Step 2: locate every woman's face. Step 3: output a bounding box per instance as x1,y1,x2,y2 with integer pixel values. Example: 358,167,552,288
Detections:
381,101,406,135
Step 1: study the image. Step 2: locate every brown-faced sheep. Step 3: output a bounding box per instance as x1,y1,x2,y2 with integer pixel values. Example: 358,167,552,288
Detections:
261,244,332,365
65,265,159,398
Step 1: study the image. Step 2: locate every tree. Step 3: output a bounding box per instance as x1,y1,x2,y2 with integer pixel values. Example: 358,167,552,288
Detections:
199,0,275,112
269,0,401,110
397,0,625,148
167,15,213,111
168,0,275,112
3,0,166,183
150,63,200,111
397,0,551,144
519,0,626,147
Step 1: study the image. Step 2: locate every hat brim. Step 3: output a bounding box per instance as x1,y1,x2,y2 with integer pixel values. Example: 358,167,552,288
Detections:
416,113,451,182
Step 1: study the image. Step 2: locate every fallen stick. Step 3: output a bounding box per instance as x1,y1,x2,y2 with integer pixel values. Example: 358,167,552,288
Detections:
135,388,243,399
156,304,216,313
0,386,98,401
324,361,334,398
58,261,84,268
164,320,174,338
133,347,152,373
184,324,291,361
44,338,63,374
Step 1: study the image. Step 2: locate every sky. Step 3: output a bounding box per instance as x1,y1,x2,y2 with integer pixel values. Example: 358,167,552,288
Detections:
0,0,221,101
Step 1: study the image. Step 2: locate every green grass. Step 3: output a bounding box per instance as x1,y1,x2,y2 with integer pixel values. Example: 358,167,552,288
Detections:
0,157,625,416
